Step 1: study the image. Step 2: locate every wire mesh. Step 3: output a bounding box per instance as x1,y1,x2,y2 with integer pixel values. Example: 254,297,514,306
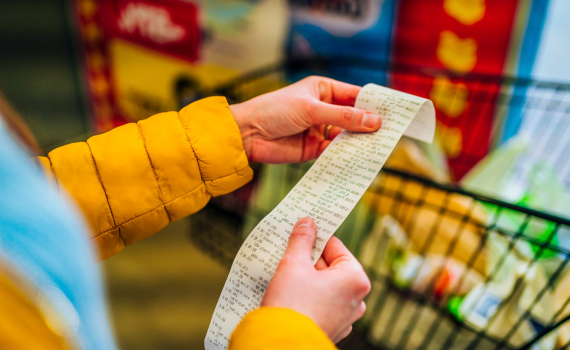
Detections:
187,58,570,350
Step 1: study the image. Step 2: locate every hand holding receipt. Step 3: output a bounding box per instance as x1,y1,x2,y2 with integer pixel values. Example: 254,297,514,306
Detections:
205,83,436,349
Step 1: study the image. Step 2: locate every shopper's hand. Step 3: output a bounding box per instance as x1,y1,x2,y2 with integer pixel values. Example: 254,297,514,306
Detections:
261,217,371,343
230,76,382,163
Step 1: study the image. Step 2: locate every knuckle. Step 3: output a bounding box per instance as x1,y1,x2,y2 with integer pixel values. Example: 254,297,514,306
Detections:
317,77,333,102
306,75,320,82
341,106,353,123
351,271,371,297
279,254,293,266
358,302,367,318
304,75,322,88
344,326,353,339
292,229,315,244
279,254,300,269
306,100,320,123
361,277,372,296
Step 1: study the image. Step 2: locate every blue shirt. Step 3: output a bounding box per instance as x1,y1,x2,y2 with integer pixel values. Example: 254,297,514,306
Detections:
0,121,117,349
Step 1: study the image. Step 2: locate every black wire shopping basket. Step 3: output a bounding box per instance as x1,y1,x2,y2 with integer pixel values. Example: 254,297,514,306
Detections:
188,58,570,350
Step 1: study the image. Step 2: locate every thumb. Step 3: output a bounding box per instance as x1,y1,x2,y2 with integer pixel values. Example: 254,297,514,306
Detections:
284,217,317,264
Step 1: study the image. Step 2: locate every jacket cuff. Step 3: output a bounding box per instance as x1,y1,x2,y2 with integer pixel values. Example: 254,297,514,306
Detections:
229,307,336,350
178,96,253,197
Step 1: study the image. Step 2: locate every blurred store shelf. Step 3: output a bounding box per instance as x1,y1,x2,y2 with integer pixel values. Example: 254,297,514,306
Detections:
0,0,89,151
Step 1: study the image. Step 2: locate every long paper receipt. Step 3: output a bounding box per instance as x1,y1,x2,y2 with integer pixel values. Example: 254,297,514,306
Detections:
205,83,435,349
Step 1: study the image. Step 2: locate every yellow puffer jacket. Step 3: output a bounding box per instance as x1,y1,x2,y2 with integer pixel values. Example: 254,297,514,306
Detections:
8,97,336,350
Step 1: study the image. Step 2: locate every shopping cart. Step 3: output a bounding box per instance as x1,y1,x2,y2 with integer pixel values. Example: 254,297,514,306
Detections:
187,58,570,350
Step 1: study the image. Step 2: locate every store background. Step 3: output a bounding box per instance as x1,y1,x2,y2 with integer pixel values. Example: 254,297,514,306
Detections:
1,0,569,349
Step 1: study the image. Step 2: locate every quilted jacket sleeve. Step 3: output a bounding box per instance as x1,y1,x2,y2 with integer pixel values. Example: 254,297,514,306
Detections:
229,308,337,350
33,96,337,350
36,97,253,259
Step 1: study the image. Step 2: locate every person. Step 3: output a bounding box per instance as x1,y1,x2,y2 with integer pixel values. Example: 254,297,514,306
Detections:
0,76,381,349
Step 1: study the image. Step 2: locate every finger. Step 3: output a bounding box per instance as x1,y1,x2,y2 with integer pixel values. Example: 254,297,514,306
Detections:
334,326,353,343
318,78,361,106
283,217,317,264
316,140,331,158
314,126,343,158
348,301,367,325
311,102,382,132
322,238,370,299
315,256,328,271
322,236,359,267
333,302,365,343
329,126,343,140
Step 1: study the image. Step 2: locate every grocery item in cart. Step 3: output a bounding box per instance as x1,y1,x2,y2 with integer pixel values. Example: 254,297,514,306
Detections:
519,160,570,219
554,269,570,347
360,215,409,277
393,253,484,300
364,140,489,273
359,215,491,350
360,215,483,300
462,136,570,270
462,136,570,219
360,217,559,350
461,136,529,203
448,232,557,349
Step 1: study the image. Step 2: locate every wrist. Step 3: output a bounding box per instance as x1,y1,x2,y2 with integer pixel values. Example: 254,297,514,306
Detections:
229,102,255,160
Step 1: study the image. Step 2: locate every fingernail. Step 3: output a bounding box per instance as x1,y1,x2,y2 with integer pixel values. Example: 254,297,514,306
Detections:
361,112,381,128
294,217,314,229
